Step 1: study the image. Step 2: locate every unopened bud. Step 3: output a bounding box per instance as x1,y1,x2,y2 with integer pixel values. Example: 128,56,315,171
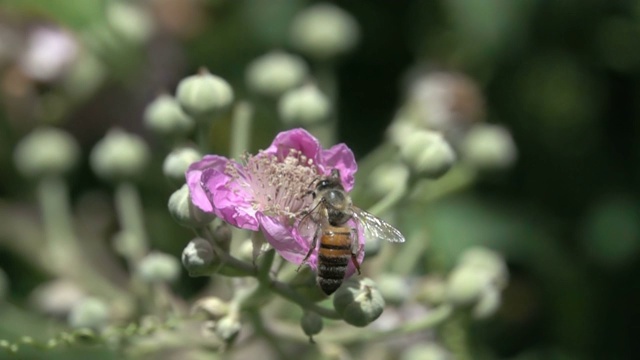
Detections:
68,297,109,329
144,94,195,140
212,223,232,252
112,231,144,260
367,162,409,198
246,51,308,97
168,184,216,228
214,314,241,343
90,128,150,182
333,278,385,327
401,343,451,360
176,69,234,120
290,4,360,61
300,311,323,342
14,127,80,179
162,147,201,186
137,252,181,283
106,1,154,44
461,124,516,170
192,297,229,320
279,84,330,125
416,276,447,306
376,274,410,306
398,129,456,179
445,265,491,306
182,238,216,277
458,247,508,288
472,286,501,319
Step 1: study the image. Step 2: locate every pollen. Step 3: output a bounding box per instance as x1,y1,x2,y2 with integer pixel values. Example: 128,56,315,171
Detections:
226,149,319,218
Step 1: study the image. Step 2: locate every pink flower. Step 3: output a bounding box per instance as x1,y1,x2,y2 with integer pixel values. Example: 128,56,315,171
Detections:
186,128,364,275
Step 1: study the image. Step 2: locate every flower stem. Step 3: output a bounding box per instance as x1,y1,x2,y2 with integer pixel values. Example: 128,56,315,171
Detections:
312,62,337,147
114,182,148,263
367,181,408,217
230,101,254,160
442,312,473,360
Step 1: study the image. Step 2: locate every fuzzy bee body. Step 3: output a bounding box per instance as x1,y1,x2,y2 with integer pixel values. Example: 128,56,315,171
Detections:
298,169,405,295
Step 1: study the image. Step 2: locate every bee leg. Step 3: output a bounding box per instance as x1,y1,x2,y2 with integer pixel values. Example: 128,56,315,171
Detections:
350,228,361,275
297,229,319,272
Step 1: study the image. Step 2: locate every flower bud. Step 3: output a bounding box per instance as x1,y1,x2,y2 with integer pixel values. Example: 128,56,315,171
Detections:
0,268,8,303
168,184,216,228
176,69,234,120
333,278,385,327
14,127,80,179
162,147,201,186
144,94,195,140
246,51,308,97
212,222,232,252
472,286,501,319
300,311,323,342
214,314,242,344
62,51,106,101
30,280,86,318
192,297,230,320
376,274,410,306
445,265,492,306
461,124,517,170
416,276,447,306
68,297,109,329
112,231,145,260
401,344,451,360
458,247,508,289
290,3,360,61
367,162,409,198
90,128,150,182
137,252,181,283
182,238,216,277
398,129,456,179
106,1,154,44
279,84,330,125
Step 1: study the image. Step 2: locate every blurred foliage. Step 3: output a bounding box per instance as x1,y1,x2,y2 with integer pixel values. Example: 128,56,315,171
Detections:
1,0,640,359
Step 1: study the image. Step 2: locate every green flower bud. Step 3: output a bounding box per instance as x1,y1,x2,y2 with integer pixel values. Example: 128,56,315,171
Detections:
30,280,86,317
279,84,330,125
192,297,230,320
106,1,154,44
14,126,80,179
168,184,216,228
176,69,234,120
214,314,242,344
333,278,385,327
68,297,109,329
137,252,181,283
162,147,201,186
300,311,323,342
112,231,145,261
367,162,409,198
290,3,360,61
144,94,195,140
473,286,501,319
445,265,492,306
401,343,451,360
461,124,516,170
376,274,410,306
212,222,232,252
458,247,508,288
246,51,308,97
62,51,106,101
398,129,456,179
0,268,8,303
416,276,447,306
90,128,150,182
182,238,216,277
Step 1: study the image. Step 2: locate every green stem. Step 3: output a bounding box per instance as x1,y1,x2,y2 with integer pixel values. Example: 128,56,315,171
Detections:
442,312,473,360
312,62,337,147
196,121,211,153
367,182,408,217
230,101,254,160
114,182,148,263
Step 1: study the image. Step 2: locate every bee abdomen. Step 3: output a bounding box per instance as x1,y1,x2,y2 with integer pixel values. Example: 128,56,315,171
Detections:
317,248,350,295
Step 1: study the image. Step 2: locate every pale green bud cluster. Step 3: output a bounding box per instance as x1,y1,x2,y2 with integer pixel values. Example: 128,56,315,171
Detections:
333,278,385,327
144,94,195,140
137,252,181,283
398,129,456,179
376,274,411,306
461,124,517,171
182,238,216,277
90,128,150,182
445,247,508,319
168,184,216,228
290,3,360,61
279,84,331,125
246,51,308,97
367,162,410,198
162,147,201,186
106,1,154,44
14,127,80,179
176,69,234,120
68,297,109,329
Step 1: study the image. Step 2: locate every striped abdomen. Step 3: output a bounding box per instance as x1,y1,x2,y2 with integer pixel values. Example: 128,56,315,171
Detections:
317,226,353,295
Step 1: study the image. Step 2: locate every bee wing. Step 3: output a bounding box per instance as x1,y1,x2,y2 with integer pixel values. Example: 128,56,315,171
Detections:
352,207,406,243
295,207,321,244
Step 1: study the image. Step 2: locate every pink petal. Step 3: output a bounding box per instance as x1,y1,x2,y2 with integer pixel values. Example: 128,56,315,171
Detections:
186,155,227,213
321,143,357,191
202,165,259,231
257,212,310,266
265,128,322,164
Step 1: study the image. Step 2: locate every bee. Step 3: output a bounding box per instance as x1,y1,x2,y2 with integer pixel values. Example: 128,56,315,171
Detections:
296,168,405,295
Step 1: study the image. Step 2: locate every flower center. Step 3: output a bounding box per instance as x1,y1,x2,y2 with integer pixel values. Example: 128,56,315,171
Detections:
227,149,319,219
